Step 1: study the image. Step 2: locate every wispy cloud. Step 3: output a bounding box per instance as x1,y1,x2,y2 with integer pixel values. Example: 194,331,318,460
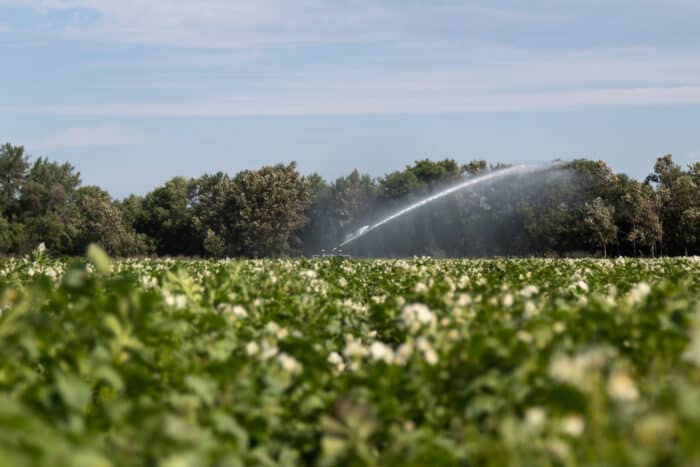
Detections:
3,1,700,116
9,85,700,118
0,0,561,48
32,124,145,149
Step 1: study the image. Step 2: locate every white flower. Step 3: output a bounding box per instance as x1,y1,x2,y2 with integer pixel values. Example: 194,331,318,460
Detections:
456,293,472,306
265,321,280,334
369,341,395,364
165,293,187,309
517,330,533,343
402,303,436,334
343,338,368,360
416,338,438,365
328,351,345,372
560,414,585,437
625,282,652,306
520,285,539,298
525,407,546,430
524,300,538,318
245,341,259,356
502,293,514,308
277,353,302,374
607,371,639,401
394,342,414,365
259,341,279,360
37,242,46,254
548,354,587,387
414,282,428,294
458,275,470,288
141,275,157,288
423,348,438,365
218,304,248,320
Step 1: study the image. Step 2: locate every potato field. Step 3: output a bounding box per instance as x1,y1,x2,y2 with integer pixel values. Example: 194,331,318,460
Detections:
1,249,700,466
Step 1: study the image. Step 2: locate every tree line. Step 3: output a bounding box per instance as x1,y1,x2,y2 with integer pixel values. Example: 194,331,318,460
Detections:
0,142,698,258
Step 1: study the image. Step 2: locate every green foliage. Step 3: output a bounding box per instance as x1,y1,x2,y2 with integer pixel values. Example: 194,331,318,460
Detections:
0,141,698,258
74,187,151,257
583,197,617,257
0,256,699,466
648,155,700,255
136,177,200,256
229,163,311,258
0,143,29,219
203,229,226,258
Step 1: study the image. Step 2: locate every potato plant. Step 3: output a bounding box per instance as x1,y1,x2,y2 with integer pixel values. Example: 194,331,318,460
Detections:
1,250,699,466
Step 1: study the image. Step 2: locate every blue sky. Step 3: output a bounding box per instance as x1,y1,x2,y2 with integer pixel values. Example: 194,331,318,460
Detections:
1,0,699,197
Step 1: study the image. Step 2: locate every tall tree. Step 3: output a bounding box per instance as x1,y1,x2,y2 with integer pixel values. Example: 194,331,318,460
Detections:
73,186,150,256
229,163,310,258
189,172,234,256
136,177,199,256
647,155,699,255
332,170,378,235
301,173,335,255
0,143,29,219
583,197,618,257
623,181,662,256
18,157,81,252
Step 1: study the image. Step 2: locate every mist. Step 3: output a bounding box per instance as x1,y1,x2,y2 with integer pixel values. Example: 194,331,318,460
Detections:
317,163,578,258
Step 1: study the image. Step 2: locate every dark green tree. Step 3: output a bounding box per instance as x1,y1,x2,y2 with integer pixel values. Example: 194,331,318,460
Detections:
229,163,310,258
583,197,618,257
0,143,29,219
136,177,199,256
17,157,81,252
647,155,700,255
73,186,151,256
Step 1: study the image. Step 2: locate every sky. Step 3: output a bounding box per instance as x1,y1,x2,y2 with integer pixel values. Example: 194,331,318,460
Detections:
1,0,699,198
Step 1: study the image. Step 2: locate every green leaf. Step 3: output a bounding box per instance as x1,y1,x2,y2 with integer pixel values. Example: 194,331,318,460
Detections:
87,243,112,274
184,375,217,406
55,372,92,412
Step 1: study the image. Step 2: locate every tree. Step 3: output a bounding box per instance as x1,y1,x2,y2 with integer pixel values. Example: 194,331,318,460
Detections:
332,170,378,233
301,174,335,255
19,157,81,215
623,181,662,256
73,186,151,256
229,163,310,258
189,172,234,253
379,170,421,199
203,229,227,258
647,155,699,255
0,143,29,218
136,177,199,256
679,207,700,256
17,157,82,252
407,158,461,187
583,197,617,257
462,160,488,176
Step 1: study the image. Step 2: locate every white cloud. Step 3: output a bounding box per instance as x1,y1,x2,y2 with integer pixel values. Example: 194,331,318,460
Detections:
9,85,700,118
2,0,559,48
32,124,145,149
3,1,700,116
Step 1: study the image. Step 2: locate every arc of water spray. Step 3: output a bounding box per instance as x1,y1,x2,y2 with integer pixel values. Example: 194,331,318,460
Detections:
339,161,565,248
